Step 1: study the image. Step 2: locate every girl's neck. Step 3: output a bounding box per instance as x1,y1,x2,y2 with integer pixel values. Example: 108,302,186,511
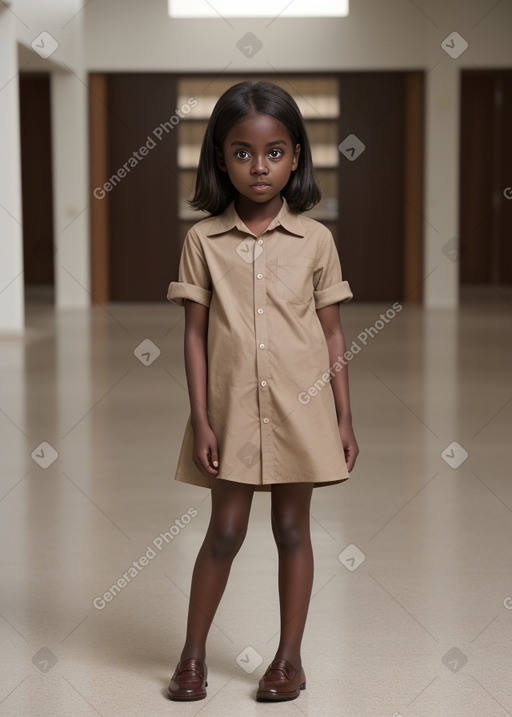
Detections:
234,194,283,236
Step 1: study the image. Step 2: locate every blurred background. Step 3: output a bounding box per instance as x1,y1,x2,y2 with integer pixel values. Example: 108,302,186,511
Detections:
1,3,512,716
1,0,511,328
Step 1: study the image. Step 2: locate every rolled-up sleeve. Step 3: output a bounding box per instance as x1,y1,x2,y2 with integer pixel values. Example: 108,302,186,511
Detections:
313,231,353,309
167,229,212,308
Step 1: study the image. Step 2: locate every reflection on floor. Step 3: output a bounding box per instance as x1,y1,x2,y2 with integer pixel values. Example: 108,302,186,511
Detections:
1,287,511,716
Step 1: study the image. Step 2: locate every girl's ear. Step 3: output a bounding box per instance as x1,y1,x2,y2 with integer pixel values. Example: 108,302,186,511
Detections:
215,146,227,172
291,143,301,171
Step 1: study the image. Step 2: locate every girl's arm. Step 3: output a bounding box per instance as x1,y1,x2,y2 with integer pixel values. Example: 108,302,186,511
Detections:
316,303,359,472
184,299,219,477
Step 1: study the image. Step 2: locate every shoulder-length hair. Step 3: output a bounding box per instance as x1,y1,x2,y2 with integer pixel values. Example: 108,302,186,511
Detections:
190,81,321,215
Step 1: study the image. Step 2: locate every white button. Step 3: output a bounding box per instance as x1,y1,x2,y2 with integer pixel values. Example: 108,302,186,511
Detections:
263,417,270,423
261,380,267,387
257,239,263,245
259,343,265,349
257,273,263,279
257,308,263,314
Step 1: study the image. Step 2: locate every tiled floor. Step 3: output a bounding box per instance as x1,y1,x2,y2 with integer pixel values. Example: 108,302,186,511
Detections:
1,288,512,716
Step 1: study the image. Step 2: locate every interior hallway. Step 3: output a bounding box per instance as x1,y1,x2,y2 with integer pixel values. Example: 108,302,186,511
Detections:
1,289,511,716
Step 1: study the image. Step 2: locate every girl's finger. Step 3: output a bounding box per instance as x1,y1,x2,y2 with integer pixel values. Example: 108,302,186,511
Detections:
345,445,358,472
194,449,217,477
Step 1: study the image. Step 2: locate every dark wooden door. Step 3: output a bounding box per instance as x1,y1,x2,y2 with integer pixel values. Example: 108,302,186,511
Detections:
460,70,512,285
337,72,407,301
106,74,180,301
19,74,55,287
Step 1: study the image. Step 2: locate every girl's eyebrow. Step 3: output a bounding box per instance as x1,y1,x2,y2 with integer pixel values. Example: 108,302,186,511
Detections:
229,139,288,147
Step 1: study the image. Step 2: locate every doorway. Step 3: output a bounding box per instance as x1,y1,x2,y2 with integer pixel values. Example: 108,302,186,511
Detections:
90,72,424,303
19,73,55,303
459,69,512,288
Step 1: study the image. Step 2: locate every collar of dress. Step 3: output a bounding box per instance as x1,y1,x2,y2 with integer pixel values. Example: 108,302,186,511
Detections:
205,196,305,238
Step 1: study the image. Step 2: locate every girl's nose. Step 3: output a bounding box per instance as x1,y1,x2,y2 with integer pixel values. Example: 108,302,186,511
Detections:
251,156,269,174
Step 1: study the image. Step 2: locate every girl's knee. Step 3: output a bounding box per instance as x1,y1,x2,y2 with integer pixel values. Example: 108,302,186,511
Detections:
208,524,247,560
208,481,254,560
271,514,309,552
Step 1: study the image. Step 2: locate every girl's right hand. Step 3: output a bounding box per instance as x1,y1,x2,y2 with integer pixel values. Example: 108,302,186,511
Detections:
192,423,220,477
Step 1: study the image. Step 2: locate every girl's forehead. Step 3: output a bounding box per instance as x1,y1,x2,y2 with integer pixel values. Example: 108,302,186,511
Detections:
225,113,293,142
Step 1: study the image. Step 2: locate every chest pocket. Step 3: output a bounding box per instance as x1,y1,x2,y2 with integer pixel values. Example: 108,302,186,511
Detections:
276,258,316,304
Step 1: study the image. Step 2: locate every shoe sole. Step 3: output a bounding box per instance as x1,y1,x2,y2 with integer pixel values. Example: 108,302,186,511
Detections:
167,681,208,701
167,691,207,701
256,682,306,701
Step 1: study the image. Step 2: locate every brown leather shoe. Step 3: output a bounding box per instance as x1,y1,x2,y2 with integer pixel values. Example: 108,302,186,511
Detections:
167,658,208,701
256,658,306,701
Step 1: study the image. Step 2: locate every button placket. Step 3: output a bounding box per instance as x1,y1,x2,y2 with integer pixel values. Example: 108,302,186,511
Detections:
253,237,274,485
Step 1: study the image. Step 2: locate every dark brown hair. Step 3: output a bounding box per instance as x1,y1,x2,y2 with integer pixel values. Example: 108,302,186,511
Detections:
190,81,321,215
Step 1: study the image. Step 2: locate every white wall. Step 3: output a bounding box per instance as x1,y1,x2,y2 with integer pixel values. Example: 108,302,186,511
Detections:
84,0,512,71
0,4,24,334
0,0,88,334
12,0,83,66
2,0,512,332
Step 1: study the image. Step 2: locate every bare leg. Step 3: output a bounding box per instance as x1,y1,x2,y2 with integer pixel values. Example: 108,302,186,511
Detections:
179,478,255,661
270,482,315,668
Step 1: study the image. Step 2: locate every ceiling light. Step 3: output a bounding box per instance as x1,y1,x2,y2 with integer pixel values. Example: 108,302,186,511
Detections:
168,0,349,18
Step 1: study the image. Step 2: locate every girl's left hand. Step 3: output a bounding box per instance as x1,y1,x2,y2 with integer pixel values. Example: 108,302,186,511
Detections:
338,419,359,473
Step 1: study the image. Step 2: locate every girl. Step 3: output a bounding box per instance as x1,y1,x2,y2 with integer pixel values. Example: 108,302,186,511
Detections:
166,81,359,702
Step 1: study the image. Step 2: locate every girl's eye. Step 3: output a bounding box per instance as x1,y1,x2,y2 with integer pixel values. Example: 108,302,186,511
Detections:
235,150,250,159
268,149,282,158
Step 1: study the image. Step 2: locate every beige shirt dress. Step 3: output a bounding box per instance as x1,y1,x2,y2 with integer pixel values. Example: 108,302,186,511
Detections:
167,197,353,492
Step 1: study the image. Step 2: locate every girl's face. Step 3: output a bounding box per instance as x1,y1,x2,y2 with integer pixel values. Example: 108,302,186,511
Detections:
215,112,300,208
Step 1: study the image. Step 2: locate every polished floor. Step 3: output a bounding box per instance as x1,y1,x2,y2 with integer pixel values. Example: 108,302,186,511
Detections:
1,287,512,717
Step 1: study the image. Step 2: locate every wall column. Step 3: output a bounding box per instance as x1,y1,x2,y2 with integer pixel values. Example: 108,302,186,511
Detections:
0,4,24,334
51,67,90,308
423,61,460,308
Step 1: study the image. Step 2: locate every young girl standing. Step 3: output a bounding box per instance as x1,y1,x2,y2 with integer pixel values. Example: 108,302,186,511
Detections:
166,81,359,702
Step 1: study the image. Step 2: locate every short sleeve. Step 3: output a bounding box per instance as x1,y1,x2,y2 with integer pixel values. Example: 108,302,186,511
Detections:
167,229,212,308
313,231,353,309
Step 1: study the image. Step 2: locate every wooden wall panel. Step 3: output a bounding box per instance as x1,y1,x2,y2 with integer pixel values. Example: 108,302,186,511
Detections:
89,73,110,303
19,74,54,286
403,72,424,303
459,70,512,286
106,74,179,301
337,72,406,301
459,71,495,283
499,73,512,283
